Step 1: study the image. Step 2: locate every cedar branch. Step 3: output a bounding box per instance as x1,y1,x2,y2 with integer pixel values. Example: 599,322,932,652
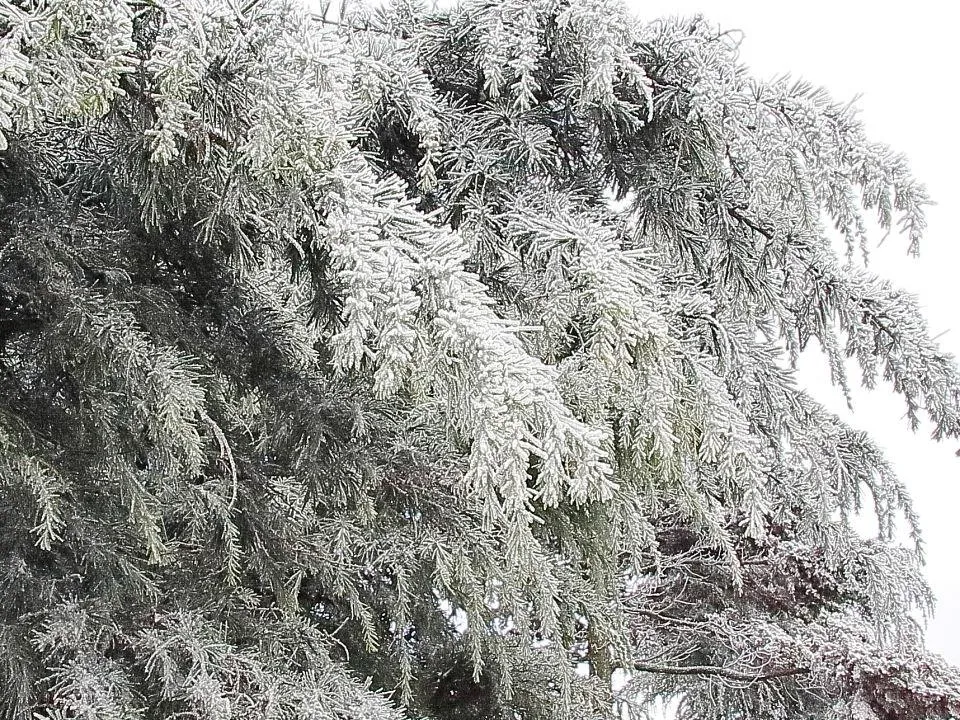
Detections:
633,662,810,683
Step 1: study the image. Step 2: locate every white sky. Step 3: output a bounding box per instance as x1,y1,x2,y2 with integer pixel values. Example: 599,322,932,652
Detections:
624,0,960,663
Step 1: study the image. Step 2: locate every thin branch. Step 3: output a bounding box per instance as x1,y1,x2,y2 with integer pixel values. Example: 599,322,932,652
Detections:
727,205,776,242
630,608,702,629
633,661,810,683
310,14,395,36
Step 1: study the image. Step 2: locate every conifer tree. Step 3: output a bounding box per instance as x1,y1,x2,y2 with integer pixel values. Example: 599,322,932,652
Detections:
0,0,958,718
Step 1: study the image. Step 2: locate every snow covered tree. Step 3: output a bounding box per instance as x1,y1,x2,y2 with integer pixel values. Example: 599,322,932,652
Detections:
0,0,958,718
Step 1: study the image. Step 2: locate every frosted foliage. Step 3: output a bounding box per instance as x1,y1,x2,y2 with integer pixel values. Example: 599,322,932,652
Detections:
0,0,137,154
0,0,957,719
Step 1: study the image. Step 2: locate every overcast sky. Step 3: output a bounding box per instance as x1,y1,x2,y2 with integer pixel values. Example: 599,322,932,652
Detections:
624,0,960,663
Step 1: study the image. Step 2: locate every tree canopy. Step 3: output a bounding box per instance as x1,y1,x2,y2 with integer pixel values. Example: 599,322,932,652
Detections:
1,0,959,718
